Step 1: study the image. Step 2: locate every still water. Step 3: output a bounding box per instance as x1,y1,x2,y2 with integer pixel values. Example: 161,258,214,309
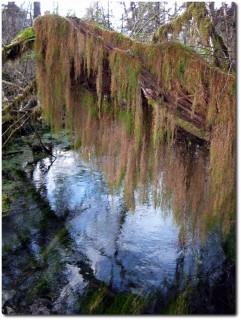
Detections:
2,141,235,314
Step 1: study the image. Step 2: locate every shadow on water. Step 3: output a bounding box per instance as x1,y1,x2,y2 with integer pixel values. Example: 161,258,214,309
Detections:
2,125,235,315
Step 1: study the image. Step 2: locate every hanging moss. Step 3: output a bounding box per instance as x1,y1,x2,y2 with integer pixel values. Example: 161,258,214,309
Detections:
109,48,141,109
164,287,192,315
152,103,172,147
153,3,212,45
33,14,234,137
176,60,186,80
118,110,135,135
152,14,184,44
33,14,235,239
106,293,146,314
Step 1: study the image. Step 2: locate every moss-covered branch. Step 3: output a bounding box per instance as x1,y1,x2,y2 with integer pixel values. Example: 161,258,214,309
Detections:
2,27,35,64
3,79,36,114
153,2,230,69
2,80,24,91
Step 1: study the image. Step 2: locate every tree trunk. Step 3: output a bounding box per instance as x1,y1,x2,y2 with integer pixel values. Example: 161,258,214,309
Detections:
33,2,41,19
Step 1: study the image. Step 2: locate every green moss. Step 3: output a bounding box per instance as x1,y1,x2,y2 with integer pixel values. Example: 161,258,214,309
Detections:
85,286,108,314
175,117,210,142
116,32,128,41
178,221,185,236
106,293,146,315
109,48,141,111
2,27,35,64
16,27,35,40
34,50,44,64
231,81,236,95
115,168,126,191
206,118,214,126
101,99,112,112
51,14,69,36
146,98,155,108
154,16,183,43
118,110,134,135
152,1,226,69
164,288,192,315
74,137,82,149
34,14,227,142
223,224,236,262
161,57,172,92
176,60,186,80
82,90,98,119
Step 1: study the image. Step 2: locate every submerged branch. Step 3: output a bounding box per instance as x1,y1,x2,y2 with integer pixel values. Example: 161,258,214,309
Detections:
31,125,56,158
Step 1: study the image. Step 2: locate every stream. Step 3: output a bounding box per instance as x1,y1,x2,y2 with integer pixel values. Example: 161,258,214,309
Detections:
2,134,235,315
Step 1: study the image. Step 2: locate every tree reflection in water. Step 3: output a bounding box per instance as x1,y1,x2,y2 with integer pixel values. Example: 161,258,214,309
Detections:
69,99,233,244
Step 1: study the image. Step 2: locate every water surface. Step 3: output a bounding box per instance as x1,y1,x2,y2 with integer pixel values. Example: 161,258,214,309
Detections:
2,142,235,314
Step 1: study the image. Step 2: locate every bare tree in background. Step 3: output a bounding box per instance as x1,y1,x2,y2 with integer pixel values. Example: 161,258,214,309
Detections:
119,1,184,42
210,2,236,70
84,1,113,29
2,2,27,45
2,2,39,85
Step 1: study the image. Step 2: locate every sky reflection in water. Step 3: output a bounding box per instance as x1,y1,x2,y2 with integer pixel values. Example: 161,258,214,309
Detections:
32,148,225,296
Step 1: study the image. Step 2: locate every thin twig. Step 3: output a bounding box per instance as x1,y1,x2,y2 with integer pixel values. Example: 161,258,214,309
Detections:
2,112,29,138
3,116,30,148
134,13,159,37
